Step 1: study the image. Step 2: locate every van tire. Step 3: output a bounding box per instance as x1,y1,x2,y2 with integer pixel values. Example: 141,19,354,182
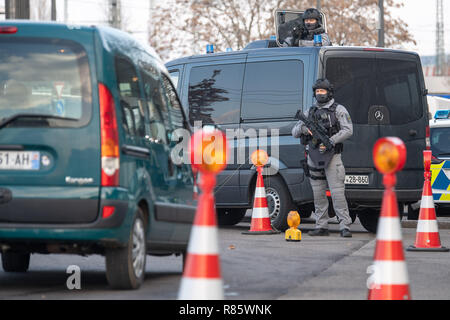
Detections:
263,175,295,231
357,208,379,233
358,203,404,233
217,208,247,226
106,208,147,290
407,203,420,220
2,252,30,272
297,203,314,218
349,210,357,223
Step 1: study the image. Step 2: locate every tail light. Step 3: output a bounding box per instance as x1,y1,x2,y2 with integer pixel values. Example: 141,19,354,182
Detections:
0,26,18,34
426,125,431,150
102,206,116,219
98,83,119,186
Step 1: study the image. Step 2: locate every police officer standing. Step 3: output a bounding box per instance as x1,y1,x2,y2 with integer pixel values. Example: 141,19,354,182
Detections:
292,79,353,237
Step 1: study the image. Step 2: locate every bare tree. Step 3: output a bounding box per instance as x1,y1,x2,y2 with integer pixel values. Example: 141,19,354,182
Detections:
30,0,50,20
149,0,415,62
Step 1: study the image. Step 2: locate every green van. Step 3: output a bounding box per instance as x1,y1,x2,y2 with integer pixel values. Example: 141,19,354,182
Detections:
0,21,196,289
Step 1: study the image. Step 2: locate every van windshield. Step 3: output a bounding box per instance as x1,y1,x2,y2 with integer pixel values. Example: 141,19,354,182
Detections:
0,38,92,127
326,56,423,125
431,127,450,157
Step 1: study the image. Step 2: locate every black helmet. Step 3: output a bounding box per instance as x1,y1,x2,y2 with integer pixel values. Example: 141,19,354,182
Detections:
313,78,334,94
313,78,334,103
303,8,321,30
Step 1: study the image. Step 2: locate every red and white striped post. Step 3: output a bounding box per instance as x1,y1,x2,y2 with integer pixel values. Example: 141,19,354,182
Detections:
407,150,449,252
178,128,227,300
368,137,411,300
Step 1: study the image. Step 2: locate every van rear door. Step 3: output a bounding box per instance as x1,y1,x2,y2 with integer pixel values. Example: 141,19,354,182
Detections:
374,51,426,189
324,50,380,190
324,49,427,191
0,27,99,224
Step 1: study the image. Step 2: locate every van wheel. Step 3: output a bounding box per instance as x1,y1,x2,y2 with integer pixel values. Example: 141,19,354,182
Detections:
329,207,357,223
1,252,30,272
407,203,420,220
217,208,247,226
264,175,295,231
349,210,357,223
357,208,379,233
106,208,147,290
297,203,314,218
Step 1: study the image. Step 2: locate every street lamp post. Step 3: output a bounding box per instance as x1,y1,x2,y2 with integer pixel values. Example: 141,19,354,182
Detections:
377,0,385,47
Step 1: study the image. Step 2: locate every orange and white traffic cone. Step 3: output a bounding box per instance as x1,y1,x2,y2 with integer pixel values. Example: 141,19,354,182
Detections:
368,174,411,300
369,137,411,300
179,128,227,300
242,166,280,235
178,173,224,300
407,150,449,252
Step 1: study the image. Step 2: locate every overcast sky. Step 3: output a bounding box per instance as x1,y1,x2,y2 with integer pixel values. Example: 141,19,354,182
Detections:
390,0,449,56
1,0,449,58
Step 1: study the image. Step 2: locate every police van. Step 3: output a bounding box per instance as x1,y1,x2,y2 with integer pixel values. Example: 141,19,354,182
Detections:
166,11,429,233
429,115,450,215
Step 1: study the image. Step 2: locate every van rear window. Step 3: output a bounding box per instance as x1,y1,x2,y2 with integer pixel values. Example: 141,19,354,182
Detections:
326,56,423,125
0,38,92,127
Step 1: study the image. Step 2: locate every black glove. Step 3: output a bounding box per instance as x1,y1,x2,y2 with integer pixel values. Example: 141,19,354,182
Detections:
300,134,311,145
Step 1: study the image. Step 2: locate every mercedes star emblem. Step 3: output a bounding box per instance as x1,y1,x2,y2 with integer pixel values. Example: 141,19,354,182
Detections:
375,110,384,121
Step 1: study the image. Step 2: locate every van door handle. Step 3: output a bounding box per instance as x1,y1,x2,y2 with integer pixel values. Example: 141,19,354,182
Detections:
122,145,150,158
409,129,417,136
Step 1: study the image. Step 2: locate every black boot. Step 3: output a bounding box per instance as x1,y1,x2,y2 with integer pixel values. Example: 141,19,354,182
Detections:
308,228,329,236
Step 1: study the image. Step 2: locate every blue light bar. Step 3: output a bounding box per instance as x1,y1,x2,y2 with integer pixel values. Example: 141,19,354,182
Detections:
434,110,450,119
206,44,214,54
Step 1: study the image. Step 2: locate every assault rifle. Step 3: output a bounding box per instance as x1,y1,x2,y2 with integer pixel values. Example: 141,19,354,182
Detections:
294,109,333,151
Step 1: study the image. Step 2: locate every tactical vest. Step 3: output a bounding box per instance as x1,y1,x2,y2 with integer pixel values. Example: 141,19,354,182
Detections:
307,103,343,170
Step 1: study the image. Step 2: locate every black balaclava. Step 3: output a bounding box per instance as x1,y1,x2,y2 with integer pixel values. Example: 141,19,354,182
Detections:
312,78,334,105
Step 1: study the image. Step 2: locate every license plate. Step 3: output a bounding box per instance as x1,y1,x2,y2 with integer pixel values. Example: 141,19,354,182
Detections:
345,175,369,185
0,151,40,170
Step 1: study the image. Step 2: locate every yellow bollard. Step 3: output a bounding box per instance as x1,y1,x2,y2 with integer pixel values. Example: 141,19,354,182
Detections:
285,211,302,242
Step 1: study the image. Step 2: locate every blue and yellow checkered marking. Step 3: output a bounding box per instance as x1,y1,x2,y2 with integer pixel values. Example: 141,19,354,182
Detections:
431,160,450,202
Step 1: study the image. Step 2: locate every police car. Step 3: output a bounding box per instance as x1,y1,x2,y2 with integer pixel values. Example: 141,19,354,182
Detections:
430,112,450,214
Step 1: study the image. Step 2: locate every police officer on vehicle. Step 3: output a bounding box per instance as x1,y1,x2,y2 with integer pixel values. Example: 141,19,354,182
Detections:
281,8,331,47
299,8,331,46
292,78,353,237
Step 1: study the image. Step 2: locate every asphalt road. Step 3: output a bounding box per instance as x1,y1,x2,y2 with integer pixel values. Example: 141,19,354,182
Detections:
1,213,450,300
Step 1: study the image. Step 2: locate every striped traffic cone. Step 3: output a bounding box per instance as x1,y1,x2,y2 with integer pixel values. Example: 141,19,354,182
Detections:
408,150,449,252
368,174,411,300
178,173,224,300
242,166,280,235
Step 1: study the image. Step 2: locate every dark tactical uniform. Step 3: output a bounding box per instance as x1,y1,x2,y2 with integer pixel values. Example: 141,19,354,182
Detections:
282,8,331,47
292,80,353,235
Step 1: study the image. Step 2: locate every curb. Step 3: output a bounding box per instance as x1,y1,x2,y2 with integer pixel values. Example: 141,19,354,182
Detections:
402,220,450,229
